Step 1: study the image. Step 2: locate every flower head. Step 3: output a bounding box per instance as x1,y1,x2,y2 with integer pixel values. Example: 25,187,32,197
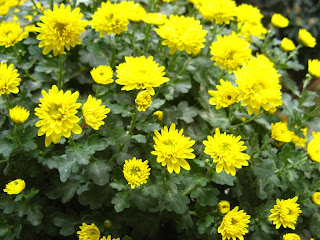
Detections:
307,132,320,163
269,196,302,229
116,56,169,95
3,179,25,195
77,223,100,240
208,79,239,109
36,4,88,56
105,236,120,240
152,123,195,174
299,29,316,48
82,95,110,130
271,13,289,28
218,206,251,240
271,122,292,143
35,85,82,147
235,55,282,115
153,110,164,121
143,13,167,25
312,192,320,205
291,127,307,147
283,233,301,240
155,15,207,55
91,1,129,37
0,1,9,16
218,201,230,214
118,1,146,22
0,63,21,96
280,38,296,52
203,128,250,176
199,0,237,24
91,66,114,85
135,91,152,112
0,21,28,47
308,59,320,78
9,105,30,124
123,157,151,189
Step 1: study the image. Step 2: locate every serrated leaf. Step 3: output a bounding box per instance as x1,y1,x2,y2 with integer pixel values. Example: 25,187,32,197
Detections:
163,190,189,214
177,101,198,124
197,215,215,234
112,192,131,212
132,134,146,143
66,144,90,165
58,156,79,182
190,187,219,206
87,135,109,153
52,213,78,236
211,171,236,186
26,204,43,226
86,160,111,186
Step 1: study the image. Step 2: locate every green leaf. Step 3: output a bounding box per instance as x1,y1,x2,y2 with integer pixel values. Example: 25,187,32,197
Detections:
190,187,219,207
66,144,90,165
310,212,320,237
78,184,111,209
199,109,230,129
211,171,236,186
177,101,198,124
86,134,109,153
163,190,189,214
132,134,146,143
52,212,79,236
58,155,80,182
299,91,318,107
26,204,43,226
197,215,215,234
0,137,17,158
112,191,131,213
86,160,111,186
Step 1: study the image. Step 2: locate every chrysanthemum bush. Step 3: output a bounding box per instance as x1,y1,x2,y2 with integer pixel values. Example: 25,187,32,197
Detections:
0,0,320,239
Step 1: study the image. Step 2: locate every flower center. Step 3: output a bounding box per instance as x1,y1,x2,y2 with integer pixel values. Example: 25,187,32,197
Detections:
221,143,231,152
130,166,141,177
49,105,64,120
231,218,238,225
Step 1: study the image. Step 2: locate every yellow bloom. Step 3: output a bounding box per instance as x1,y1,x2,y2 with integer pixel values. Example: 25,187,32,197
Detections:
24,15,33,22
35,85,82,147
0,21,29,47
0,1,9,16
271,13,289,28
90,65,114,85
135,91,152,112
123,157,151,189
116,56,169,95
3,179,25,195
291,127,307,147
118,1,146,22
307,132,320,163
9,105,30,124
280,38,296,52
155,15,207,55
269,196,302,229
24,24,37,33
82,95,110,130
163,0,175,2
5,0,19,8
312,192,320,205
153,110,164,121
208,79,239,109
203,128,250,176
199,0,237,25
90,1,129,37
283,233,301,240
308,59,320,78
152,123,195,174
77,223,100,240
210,32,252,73
235,55,282,115
143,13,167,25
187,0,204,9
218,206,250,240
0,63,21,96
36,4,88,56
299,29,316,48
105,235,120,240
218,201,230,214
271,122,292,143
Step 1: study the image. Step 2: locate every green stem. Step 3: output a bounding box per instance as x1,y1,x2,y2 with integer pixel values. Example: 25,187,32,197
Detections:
110,35,118,68
109,144,124,162
259,137,273,150
58,54,63,89
229,114,260,129
287,44,302,61
73,0,78,8
205,162,215,179
12,45,21,62
143,24,152,53
0,159,9,164
130,23,138,50
23,69,37,82
69,135,76,147
275,153,309,174
49,0,53,10
14,125,21,144
95,85,101,98
128,111,138,135
5,94,12,109
168,51,179,72
169,57,192,84
183,183,196,196
305,105,320,119
31,0,42,14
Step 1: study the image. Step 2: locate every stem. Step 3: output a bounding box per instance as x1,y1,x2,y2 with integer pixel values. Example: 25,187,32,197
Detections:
23,69,37,82
287,44,302,61
31,0,42,14
58,54,63,89
95,85,101,98
69,135,76,147
259,137,273,150
305,105,320,119
5,94,12,109
110,35,118,68
12,45,21,62
73,0,78,8
0,159,9,164
128,111,138,135
49,0,53,10
109,144,124,162
143,24,152,53
14,125,21,144
130,23,138,50
183,183,196,196
229,114,260,129
169,57,192,84
168,51,179,72
205,162,215,179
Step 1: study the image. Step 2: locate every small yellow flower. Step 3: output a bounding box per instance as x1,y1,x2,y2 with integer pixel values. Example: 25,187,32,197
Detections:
143,13,167,25
283,233,301,240
280,38,296,52
118,1,146,22
123,157,151,189
311,192,320,205
0,5,9,16
24,15,33,22
105,235,120,240
90,66,114,85
271,122,292,143
9,105,30,124
308,132,320,162
77,223,100,240
24,24,37,33
271,13,289,28
299,29,316,48
153,111,164,121
218,201,230,214
0,63,21,96
135,91,152,112
208,79,239,109
0,21,29,47
308,59,320,78
3,179,25,195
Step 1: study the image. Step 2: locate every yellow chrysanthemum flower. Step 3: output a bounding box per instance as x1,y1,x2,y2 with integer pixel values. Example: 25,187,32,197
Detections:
299,29,316,48
0,21,28,47
199,0,237,25
90,66,114,85
153,110,164,121
5,0,19,8
77,223,100,240
24,24,37,33
235,55,282,115
271,13,289,28
143,13,167,25
208,79,239,109
283,233,301,240
291,127,307,147
135,91,152,112
104,235,120,240
203,128,250,176
118,1,146,22
123,157,151,189
269,196,302,229
308,59,320,78
218,201,230,214
3,179,25,195
312,192,320,205
0,0,9,16
155,15,207,55
116,56,169,95
0,63,21,96
271,122,292,143
280,38,296,52
36,4,88,56
82,95,110,130
307,132,320,163
91,1,129,37
152,123,195,174
9,105,30,124
35,85,82,147
210,32,252,73
218,206,251,240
